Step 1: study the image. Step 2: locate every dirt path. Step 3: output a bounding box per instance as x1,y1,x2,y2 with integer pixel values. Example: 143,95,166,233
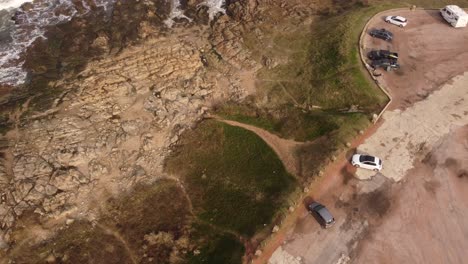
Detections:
95,223,137,264
218,119,303,177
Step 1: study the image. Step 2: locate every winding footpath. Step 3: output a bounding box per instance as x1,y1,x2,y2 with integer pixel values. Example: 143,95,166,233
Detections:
217,119,303,177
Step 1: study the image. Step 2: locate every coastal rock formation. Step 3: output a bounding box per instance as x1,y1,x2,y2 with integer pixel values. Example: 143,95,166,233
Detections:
0,29,252,246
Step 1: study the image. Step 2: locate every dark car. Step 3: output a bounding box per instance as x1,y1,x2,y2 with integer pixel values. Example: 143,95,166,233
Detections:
371,59,400,71
369,28,393,41
308,202,335,228
367,50,398,60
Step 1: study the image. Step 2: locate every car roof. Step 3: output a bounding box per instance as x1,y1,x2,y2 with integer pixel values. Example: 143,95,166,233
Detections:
309,202,322,210
309,202,334,222
316,207,334,222
360,155,376,162
392,16,407,21
376,29,393,36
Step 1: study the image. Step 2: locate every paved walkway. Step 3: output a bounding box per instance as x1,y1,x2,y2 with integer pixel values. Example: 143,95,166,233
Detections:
356,73,468,181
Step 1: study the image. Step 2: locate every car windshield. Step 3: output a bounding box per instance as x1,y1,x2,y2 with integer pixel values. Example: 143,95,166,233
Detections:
359,155,375,163
314,204,324,211
381,30,393,36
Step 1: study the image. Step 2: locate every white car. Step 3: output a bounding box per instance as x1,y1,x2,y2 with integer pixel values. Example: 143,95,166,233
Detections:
385,16,408,27
351,154,383,172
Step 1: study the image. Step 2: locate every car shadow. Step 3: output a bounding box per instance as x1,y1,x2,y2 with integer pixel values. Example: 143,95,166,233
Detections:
423,9,445,23
303,196,314,208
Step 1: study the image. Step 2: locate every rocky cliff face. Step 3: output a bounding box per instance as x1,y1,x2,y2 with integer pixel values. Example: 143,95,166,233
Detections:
0,28,256,248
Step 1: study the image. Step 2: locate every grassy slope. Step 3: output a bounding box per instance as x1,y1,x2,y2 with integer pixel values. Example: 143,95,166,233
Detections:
10,221,134,264
9,179,245,264
186,222,245,264
218,3,388,143
166,120,296,237
219,0,468,144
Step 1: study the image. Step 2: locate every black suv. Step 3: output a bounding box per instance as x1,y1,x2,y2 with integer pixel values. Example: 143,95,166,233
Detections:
308,202,335,228
367,50,398,60
369,28,393,41
371,59,400,71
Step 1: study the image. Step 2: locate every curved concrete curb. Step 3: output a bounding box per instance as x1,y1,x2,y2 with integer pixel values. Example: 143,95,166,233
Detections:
358,7,439,123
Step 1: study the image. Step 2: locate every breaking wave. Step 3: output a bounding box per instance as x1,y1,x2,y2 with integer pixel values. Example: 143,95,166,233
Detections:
165,0,226,27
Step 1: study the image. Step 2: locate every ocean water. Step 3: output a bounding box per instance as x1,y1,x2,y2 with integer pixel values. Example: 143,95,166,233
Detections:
0,0,30,86
0,0,114,86
0,0,225,87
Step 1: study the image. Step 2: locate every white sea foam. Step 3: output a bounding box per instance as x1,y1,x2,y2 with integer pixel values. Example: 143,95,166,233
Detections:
164,0,192,28
0,0,32,11
164,0,226,28
199,0,226,21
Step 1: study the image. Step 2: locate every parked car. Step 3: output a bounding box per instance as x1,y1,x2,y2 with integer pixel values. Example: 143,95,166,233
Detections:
385,16,408,27
367,49,398,60
369,28,393,41
351,154,383,171
308,202,335,228
371,59,400,71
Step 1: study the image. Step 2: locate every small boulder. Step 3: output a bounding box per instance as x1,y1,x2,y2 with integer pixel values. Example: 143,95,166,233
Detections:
65,218,75,225
272,225,279,233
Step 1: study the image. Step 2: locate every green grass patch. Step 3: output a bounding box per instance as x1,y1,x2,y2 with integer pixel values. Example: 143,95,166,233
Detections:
7,178,247,264
9,221,134,264
220,0,468,144
255,6,388,110
165,120,296,236
218,3,392,144
186,222,245,264
218,103,370,142
103,179,191,262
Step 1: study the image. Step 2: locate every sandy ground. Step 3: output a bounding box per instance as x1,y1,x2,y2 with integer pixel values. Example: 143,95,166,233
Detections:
354,126,468,264
362,9,468,110
268,10,468,264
